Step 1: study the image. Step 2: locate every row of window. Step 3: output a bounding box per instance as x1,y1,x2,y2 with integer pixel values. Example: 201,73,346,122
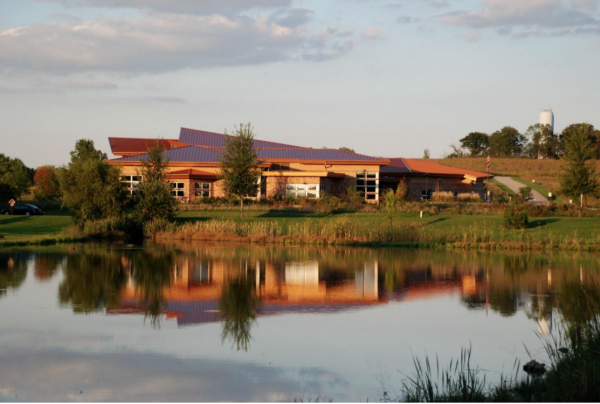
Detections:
121,173,380,200
170,182,211,198
285,184,326,199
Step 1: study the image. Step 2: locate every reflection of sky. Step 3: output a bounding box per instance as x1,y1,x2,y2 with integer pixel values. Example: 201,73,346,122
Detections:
0,255,547,402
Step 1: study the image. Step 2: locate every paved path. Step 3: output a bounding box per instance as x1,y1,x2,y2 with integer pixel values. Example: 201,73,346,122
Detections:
494,176,549,205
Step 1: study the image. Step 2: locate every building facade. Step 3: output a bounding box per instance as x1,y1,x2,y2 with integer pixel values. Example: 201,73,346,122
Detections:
108,127,491,202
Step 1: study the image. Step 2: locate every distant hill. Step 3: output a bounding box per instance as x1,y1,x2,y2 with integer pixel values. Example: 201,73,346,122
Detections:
430,157,600,193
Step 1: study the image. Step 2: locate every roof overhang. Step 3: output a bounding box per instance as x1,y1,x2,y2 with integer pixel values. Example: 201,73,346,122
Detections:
262,171,346,178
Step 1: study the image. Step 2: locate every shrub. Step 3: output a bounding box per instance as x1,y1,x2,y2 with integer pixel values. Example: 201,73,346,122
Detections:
458,193,481,203
503,207,529,229
432,191,454,202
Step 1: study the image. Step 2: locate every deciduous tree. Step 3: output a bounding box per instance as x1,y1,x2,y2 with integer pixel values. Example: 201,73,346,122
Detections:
525,124,558,159
559,123,599,218
459,132,489,156
219,123,262,217
33,165,61,201
58,139,127,226
489,126,526,157
0,154,32,200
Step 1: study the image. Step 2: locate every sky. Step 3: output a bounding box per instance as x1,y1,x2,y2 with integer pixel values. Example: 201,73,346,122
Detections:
1,0,599,167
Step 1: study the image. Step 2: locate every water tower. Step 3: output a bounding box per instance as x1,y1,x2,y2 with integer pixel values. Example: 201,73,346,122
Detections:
539,108,554,133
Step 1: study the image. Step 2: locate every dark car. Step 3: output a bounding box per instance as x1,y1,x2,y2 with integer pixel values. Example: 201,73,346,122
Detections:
2,204,44,216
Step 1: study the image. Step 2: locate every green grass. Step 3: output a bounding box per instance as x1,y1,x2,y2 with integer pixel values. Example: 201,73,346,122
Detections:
511,176,562,203
3,209,600,248
0,214,74,244
489,178,516,197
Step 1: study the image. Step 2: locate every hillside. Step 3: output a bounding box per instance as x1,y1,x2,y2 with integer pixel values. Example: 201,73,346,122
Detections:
430,157,599,193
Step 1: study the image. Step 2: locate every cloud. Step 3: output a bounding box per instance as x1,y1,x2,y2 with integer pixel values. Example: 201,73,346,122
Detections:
440,0,600,38
0,13,354,76
397,15,413,24
38,0,293,15
360,26,384,39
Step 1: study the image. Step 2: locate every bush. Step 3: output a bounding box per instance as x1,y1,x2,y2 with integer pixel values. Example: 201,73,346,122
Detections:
458,193,481,202
432,191,454,202
503,207,529,229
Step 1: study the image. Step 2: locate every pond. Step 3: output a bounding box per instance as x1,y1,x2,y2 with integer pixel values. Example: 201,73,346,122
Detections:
1,242,598,401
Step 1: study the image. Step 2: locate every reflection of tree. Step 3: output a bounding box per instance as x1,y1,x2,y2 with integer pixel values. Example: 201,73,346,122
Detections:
130,249,174,328
58,252,126,313
220,268,260,351
34,254,63,282
0,253,28,298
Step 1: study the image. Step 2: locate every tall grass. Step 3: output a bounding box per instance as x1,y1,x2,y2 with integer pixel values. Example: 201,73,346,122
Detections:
395,281,600,402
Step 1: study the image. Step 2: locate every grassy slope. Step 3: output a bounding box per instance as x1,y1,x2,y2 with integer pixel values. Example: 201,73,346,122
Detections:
0,214,73,244
431,157,585,192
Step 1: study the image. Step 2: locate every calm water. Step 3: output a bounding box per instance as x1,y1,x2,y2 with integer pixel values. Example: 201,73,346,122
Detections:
1,242,598,402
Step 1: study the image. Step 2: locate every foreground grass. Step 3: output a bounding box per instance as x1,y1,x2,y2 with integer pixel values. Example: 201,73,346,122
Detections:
165,210,600,250
394,281,600,402
4,209,600,250
0,213,77,246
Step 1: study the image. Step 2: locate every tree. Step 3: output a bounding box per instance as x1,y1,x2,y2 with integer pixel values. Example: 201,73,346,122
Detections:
518,186,533,202
58,139,127,226
33,166,61,201
338,147,355,153
219,123,262,217
423,149,431,159
384,189,398,230
459,132,489,156
0,153,32,200
559,123,599,158
525,124,558,159
133,140,178,224
559,124,599,218
447,143,465,158
489,126,526,157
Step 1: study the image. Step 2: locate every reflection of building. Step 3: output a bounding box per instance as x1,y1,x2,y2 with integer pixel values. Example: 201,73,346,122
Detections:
109,257,386,327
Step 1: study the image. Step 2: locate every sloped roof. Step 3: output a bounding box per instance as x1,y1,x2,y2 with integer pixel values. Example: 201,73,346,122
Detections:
404,159,491,179
381,158,491,179
256,148,386,162
110,145,222,163
108,137,183,155
179,127,307,149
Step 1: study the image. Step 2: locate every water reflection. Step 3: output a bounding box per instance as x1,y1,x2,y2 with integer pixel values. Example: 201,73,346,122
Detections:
0,253,28,298
5,244,600,336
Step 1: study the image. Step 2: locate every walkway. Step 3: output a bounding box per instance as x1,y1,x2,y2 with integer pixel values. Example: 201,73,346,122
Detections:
494,176,549,205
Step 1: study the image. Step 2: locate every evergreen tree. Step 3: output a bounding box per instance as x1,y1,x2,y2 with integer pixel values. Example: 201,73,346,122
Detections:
133,140,178,224
219,123,262,217
559,123,599,218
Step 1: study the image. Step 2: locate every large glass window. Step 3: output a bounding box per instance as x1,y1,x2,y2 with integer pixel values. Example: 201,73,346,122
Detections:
356,172,379,200
120,175,142,195
286,184,320,199
194,182,211,198
170,182,185,197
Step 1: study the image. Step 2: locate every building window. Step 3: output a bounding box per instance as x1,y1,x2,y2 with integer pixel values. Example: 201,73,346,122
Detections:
286,184,320,199
121,175,142,195
170,182,185,197
356,172,379,200
194,182,211,198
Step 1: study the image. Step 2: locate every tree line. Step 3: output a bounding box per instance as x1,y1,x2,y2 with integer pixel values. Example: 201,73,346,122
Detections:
448,122,600,159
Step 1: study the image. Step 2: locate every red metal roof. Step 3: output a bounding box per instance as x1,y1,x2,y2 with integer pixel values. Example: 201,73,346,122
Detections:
381,158,491,179
109,137,184,155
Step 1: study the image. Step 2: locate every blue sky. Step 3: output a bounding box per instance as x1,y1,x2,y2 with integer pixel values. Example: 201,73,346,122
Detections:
1,0,599,167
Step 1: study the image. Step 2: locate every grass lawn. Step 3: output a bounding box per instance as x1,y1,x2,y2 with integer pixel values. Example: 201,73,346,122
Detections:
0,214,73,244
2,209,600,247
